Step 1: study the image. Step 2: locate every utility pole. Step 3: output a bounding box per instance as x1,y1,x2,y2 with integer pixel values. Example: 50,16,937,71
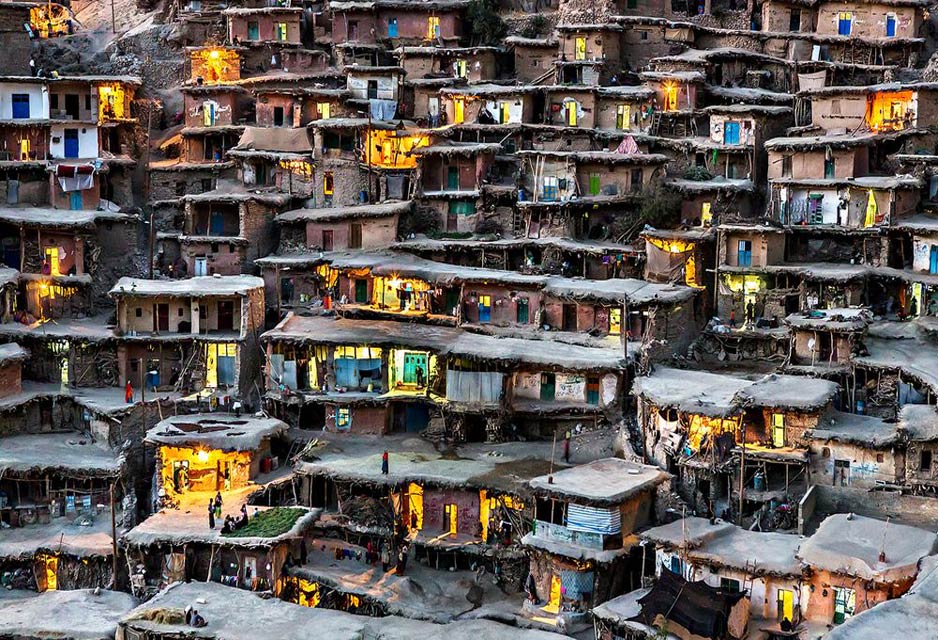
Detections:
366,110,374,203
109,482,118,588
111,0,116,33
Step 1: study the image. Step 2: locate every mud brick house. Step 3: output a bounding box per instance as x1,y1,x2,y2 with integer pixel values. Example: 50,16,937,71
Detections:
641,517,804,626
803,410,900,489
0,427,122,591
642,227,715,290
146,413,288,502
797,513,937,624
521,458,669,629
439,84,538,126
803,82,938,134
715,223,788,320
506,36,559,84
262,313,629,439
635,367,839,519
276,200,408,252
330,0,469,47
169,187,291,275
784,307,872,373
122,506,318,595
554,24,624,85
0,208,137,320
227,127,316,199
109,275,265,403
667,177,756,225
394,45,498,84
593,86,654,133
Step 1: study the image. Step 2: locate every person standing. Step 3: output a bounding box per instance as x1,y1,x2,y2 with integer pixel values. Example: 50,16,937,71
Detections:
207,500,216,529
380,543,390,572
562,433,570,463
381,450,389,475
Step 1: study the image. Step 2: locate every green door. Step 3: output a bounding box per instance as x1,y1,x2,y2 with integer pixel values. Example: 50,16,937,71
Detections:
589,173,601,196
540,373,555,401
355,279,368,304
517,298,529,324
402,353,428,384
445,288,459,316
447,166,459,190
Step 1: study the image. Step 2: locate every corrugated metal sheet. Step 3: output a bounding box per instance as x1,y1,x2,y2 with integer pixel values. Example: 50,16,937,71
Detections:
445,370,504,403
566,504,621,535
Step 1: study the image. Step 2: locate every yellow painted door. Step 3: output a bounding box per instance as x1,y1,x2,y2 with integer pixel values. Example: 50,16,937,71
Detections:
777,588,794,621
567,105,577,126
447,503,457,534
40,554,58,591
454,98,465,124
44,248,60,276
546,575,562,612
575,37,586,60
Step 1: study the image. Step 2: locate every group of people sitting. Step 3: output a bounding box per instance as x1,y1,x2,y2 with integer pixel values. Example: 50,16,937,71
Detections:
220,504,251,533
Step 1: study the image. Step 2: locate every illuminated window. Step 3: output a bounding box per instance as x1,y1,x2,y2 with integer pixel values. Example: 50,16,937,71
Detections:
275,23,289,41
317,102,331,119
454,98,465,124
609,307,621,335
19,138,30,161
663,82,678,111
574,37,586,60
44,248,60,276
455,59,468,78
772,413,785,447
616,104,630,130
543,176,559,201
323,172,334,195
701,202,712,226
427,16,440,39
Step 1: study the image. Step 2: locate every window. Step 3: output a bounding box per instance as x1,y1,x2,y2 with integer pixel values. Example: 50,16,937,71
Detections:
247,21,259,40
782,155,792,178
455,59,468,78
574,37,586,60
720,578,740,593
669,555,684,575
543,176,559,201
824,157,835,179
616,104,630,130
201,178,215,192
11,94,30,119
135,307,143,318
317,102,331,119
837,12,852,36
922,449,932,472
323,171,334,196
609,307,621,335
275,23,288,41
273,106,284,126
789,8,801,31
830,99,841,115
50,94,59,110
175,181,186,197
737,240,752,267
427,16,440,39
639,30,648,40
336,407,351,430
772,413,785,447
701,202,712,226
348,20,359,39
886,12,896,37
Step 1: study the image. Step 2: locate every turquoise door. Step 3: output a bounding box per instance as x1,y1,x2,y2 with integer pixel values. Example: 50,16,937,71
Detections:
388,17,398,37
69,191,83,210
723,122,740,144
931,246,938,275
402,353,427,384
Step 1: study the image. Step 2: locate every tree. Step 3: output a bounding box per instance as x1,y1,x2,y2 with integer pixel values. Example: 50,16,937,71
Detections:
467,0,507,46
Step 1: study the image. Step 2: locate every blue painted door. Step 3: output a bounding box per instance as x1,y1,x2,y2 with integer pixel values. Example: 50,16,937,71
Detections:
402,353,427,384
838,13,851,35
11,94,29,119
64,129,80,158
724,121,740,144
930,246,938,275
335,358,359,388
388,18,398,37
69,191,83,210
478,296,491,323
886,14,896,37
